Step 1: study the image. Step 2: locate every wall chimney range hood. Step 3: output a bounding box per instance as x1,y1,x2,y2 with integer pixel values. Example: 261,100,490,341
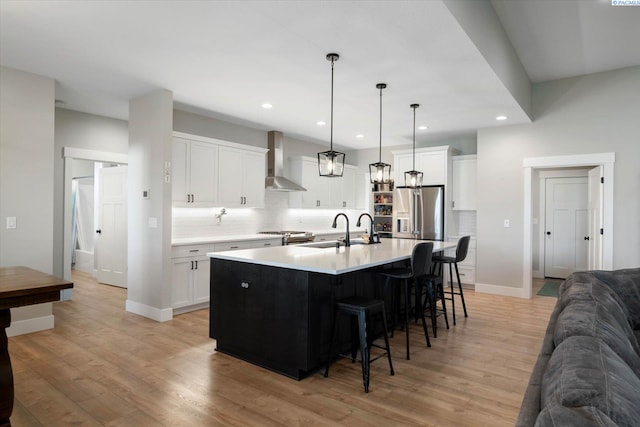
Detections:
265,130,306,192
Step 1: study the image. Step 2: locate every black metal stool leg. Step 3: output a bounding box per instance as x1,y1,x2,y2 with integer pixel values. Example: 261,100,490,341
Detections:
416,280,431,348
357,310,369,393
403,278,410,360
454,263,468,318
380,305,394,376
449,262,456,325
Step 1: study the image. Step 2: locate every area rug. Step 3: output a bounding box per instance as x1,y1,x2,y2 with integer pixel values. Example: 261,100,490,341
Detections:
537,281,561,297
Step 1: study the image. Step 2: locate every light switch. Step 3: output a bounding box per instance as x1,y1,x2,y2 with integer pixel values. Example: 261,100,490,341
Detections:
148,217,158,228
6,216,16,229
504,219,511,228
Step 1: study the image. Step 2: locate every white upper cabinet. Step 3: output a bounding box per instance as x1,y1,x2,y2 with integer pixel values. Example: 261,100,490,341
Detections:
218,145,266,207
289,157,359,209
172,137,218,206
172,132,267,208
392,148,447,186
452,155,477,210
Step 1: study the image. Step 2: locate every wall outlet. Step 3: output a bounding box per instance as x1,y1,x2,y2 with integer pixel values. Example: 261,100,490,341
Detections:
504,219,511,228
6,216,16,229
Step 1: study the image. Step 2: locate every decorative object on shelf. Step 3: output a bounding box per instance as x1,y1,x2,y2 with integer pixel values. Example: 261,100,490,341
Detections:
369,83,391,184
404,103,423,188
318,53,345,177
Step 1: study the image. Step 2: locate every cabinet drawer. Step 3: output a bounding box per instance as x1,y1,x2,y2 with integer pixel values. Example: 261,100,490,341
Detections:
251,239,282,248
444,266,475,285
172,244,216,259
214,241,252,252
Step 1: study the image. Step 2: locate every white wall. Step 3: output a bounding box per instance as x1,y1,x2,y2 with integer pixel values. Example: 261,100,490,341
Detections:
126,90,174,321
0,66,56,335
477,66,640,291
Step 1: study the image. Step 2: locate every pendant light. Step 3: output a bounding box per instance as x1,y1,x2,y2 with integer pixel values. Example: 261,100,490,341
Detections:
318,53,345,177
369,83,391,184
404,104,423,188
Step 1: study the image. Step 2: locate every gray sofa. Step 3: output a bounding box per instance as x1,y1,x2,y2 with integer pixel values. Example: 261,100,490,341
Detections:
516,268,640,427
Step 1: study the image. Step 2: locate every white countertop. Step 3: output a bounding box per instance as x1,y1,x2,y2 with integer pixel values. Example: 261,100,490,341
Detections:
207,238,457,275
171,228,368,246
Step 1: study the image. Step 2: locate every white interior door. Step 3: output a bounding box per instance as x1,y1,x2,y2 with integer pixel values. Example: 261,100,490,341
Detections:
588,166,603,270
96,165,128,288
544,177,588,279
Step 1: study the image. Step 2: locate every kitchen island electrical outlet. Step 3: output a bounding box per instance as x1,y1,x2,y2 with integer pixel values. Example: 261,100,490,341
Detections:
6,216,16,229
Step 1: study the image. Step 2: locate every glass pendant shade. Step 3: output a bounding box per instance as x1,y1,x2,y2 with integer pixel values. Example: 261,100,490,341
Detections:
370,162,391,184
404,170,423,188
404,103,423,188
318,150,345,177
318,53,345,177
370,83,391,184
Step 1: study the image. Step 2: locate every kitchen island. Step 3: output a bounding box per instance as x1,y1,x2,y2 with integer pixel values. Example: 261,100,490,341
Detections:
208,238,455,379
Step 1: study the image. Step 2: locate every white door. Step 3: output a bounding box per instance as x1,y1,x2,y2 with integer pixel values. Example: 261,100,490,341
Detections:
96,165,128,287
588,166,603,270
544,177,588,279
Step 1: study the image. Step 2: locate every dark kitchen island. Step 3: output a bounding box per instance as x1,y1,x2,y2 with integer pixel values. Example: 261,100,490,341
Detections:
208,238,455,379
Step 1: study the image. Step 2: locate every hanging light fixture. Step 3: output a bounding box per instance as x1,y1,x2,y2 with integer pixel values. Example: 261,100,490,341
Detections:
369,83,391,184
318,53,345,177
404,103,423,188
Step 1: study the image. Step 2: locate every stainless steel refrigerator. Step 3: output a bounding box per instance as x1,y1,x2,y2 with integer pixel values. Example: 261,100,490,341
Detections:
392,186,445,240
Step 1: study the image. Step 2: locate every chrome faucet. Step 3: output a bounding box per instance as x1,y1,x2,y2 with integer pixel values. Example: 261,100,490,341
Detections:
356,213,376,243
332,213,350,247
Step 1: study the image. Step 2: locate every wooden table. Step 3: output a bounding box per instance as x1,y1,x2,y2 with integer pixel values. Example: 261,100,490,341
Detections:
0,266,73,427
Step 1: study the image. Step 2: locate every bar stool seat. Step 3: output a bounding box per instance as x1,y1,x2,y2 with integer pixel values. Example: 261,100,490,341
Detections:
324,296,394,393
379,242,433,360
432,236,470,325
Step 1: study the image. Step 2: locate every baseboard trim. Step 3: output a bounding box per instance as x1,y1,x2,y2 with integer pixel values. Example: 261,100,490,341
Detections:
125,299,173,322
475,282,530,299
172,302,209,316
7,314,55,337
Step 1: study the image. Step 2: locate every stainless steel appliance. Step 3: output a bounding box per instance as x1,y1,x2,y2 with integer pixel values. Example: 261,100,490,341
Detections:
258,231,315,245
392,186,444,240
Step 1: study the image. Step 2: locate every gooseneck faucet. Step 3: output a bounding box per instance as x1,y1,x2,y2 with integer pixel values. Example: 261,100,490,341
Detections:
332,213,350,247
356,213,376,243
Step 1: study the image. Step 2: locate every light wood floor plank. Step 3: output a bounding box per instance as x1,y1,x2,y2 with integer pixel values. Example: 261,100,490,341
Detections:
8,271,555,426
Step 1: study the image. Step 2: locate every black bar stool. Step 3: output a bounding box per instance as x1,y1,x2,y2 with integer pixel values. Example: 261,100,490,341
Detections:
324,296,394,393
432,236,470,325
379,242,433,360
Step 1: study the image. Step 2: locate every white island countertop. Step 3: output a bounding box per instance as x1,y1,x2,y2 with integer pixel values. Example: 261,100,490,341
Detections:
208,238,456,275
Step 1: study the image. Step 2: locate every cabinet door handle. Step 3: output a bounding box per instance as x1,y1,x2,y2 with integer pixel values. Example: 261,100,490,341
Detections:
195,260,198,269
189,249,199,252
264,243,271,246
190,260,194,270
230,246,239,249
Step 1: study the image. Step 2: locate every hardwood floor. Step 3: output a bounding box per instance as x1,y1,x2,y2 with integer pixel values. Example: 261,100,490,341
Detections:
8,271,555,426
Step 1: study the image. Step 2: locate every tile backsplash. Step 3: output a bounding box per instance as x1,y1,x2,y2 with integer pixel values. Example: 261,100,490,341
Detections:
172,191,367,239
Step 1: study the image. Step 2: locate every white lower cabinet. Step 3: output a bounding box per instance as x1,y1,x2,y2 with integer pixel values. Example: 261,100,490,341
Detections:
172,244,214,313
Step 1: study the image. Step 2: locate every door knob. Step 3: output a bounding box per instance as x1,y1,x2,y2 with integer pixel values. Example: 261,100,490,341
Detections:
96,229,102,234
546,231,551,235
584,236,590,241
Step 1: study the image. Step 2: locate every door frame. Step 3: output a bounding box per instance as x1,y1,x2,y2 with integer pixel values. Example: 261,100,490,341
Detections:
62,148,127,297
523,152,614,299
536,169,589,279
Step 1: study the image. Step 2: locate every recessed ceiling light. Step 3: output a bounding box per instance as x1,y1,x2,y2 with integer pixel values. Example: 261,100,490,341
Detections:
418,125,428,130
262,103,273,109
316,120,326,126
356,134,364,139
496,115,507,121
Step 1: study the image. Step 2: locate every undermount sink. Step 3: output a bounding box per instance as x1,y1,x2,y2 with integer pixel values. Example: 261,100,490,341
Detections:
301,240,367,249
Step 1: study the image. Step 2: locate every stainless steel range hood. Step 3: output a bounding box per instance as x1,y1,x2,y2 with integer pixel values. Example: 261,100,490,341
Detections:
265,131,306,192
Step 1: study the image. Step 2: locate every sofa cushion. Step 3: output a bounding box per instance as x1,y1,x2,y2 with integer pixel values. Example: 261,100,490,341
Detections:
554,300,640,377
558,277,630,326
592,268,640,330
535,403,617,427
541,336,640,427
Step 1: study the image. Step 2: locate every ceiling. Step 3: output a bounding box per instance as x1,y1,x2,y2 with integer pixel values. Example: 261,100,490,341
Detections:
1,1,638,150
